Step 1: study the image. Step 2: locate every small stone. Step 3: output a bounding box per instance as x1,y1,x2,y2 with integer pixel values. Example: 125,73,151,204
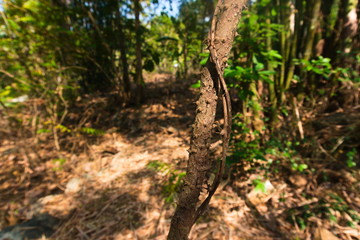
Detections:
247,180,274,205
65,178,83,194
166,126,177,134
246,180,275,214
0,214,60,240
289,174,308,188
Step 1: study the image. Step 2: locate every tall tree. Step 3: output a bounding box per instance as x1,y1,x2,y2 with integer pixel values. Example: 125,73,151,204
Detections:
115,2,131,102
134,0,144,104
302,0,322,61
167,1,247,239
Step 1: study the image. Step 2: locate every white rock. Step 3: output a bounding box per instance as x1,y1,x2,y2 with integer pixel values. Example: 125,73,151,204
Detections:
65,177,83,194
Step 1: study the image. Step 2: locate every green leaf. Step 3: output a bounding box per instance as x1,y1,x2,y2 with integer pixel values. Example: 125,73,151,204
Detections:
7,19,21,31
346,160,356,168
200,55,209,66
52,158,66,171
329,214,337,223
267,50,282,59
347,221,356,228
56,124,71,133
19,16,35,23
79,127,105,136
298,218,307,230
253,179,266,193
271,9,277,17
298,164,308,172
23,0,41,12
52,158,66,165
190,80,201,88
249,14,258,26
36,128,51,134
259,70,276,76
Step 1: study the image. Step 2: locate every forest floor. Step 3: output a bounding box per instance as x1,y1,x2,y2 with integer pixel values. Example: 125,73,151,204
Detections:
0,74,359,240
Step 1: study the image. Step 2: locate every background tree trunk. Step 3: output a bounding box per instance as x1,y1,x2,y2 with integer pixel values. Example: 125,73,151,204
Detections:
167,1,247,239
302,0,321,61
134,0,144,104
115,6,131,102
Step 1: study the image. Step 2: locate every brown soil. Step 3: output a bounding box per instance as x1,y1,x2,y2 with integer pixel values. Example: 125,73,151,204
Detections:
0,74,359,240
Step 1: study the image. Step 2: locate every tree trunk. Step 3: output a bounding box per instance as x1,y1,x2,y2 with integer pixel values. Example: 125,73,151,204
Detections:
321,0,336,40
338,0,358,60
134,0,144,104
116,6,131,102
298,0,321,101
303,0,322,61
167,1,246,239
183,31,188,78
284,0,297,91
278,0,291,103
264,4,278,128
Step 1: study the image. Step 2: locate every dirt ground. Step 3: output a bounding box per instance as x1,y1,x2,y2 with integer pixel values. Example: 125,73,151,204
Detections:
0,74,359,240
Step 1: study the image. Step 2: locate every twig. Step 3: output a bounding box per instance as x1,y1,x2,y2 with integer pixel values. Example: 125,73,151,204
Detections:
292,96,304,140
330,136,345,153
316,141,337,161
76,226,90,240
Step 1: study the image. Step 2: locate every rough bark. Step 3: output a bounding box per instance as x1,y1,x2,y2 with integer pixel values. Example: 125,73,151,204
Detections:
167,1,246,239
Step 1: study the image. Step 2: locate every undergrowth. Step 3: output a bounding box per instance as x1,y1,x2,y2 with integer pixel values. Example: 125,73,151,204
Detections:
147,160,185,203
228,117,360,231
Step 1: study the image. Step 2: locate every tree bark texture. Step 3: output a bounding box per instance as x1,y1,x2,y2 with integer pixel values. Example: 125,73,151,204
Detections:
167,1,246,239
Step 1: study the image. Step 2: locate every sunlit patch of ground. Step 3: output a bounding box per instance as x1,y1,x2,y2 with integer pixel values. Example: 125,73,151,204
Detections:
1,74,359,239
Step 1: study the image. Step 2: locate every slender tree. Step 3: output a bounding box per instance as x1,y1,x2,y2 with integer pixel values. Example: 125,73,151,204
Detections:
167,1,247,239
115,2,131,102
302,0,322,62
134,0,144,104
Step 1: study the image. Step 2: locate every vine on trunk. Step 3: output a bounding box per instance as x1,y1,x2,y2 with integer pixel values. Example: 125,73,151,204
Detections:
167,1,247,239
